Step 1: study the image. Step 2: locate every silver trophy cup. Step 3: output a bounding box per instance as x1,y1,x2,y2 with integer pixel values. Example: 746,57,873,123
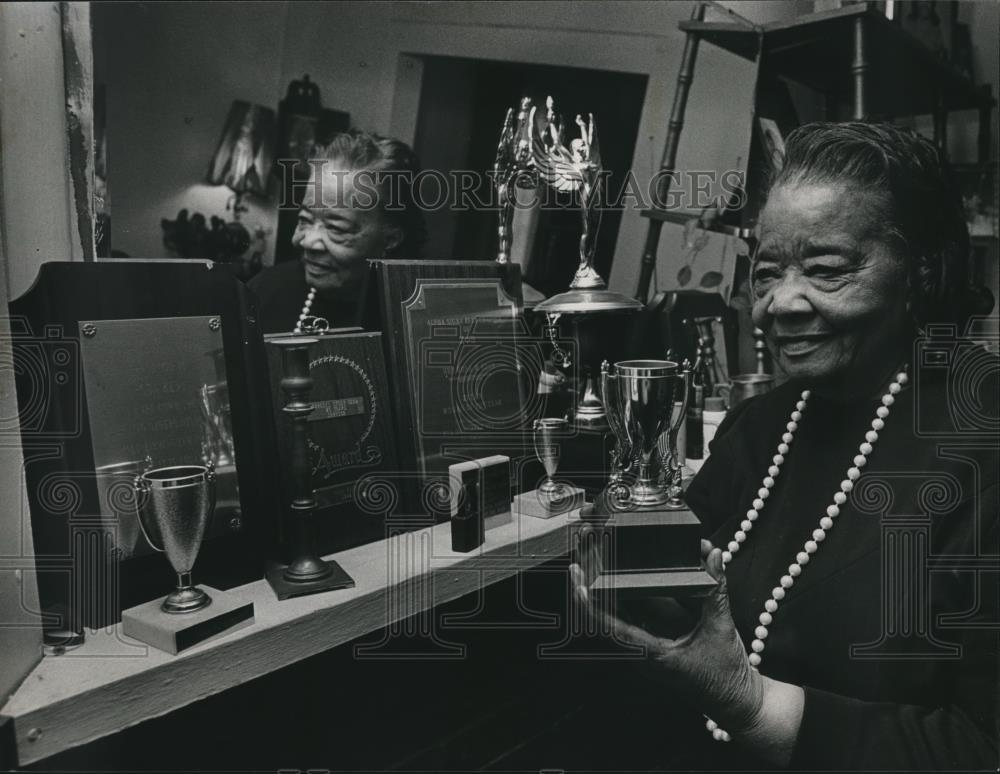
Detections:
533,417,568,498
605,360,689,509
134,464,216,614
717,373,775,409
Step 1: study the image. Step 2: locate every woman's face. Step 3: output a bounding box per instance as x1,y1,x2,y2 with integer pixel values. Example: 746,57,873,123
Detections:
752,181,911,393
292,165,399,293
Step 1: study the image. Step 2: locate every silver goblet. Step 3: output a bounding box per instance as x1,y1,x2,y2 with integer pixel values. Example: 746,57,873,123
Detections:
134,464,216,614
533,417,568,498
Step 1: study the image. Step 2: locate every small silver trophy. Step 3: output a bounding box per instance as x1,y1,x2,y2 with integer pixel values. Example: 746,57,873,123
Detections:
134,464,217,613
588,360,714,597
123,462,255,654
512,417,585,519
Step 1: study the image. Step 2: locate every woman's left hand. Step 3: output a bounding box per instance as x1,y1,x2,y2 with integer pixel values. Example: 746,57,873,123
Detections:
569,527,765,735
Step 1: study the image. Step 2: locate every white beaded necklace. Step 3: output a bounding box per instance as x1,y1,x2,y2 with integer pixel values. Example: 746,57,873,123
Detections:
704,367,910,744
293,287,318,334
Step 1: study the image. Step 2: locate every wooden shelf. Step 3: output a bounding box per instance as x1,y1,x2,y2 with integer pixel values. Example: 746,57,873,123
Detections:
681,4,992,117
0,511,581,766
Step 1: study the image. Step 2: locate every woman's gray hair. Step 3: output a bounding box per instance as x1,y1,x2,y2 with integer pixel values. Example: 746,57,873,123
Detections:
310,129,427,259
765,121,991,331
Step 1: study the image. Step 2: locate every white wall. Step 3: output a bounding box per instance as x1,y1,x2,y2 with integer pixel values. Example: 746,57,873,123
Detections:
100,0,788,284
100,1,998,299
0,2,79,300
94,1,288,261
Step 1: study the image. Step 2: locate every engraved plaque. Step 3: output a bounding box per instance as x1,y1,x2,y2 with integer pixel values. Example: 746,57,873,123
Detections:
374,260,527,513
402,279,524,479
79,316,241,557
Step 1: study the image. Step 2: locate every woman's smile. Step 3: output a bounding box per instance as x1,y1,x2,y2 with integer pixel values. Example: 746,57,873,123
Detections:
752,182,911,395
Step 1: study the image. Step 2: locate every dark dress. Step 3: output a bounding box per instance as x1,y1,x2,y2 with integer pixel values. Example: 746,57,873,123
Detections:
684,364,999,769
246,259,366,334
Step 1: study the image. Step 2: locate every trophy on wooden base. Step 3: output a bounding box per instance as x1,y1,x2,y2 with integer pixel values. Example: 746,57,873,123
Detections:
122,464,254,654
587,359,715,597
512,417,584,519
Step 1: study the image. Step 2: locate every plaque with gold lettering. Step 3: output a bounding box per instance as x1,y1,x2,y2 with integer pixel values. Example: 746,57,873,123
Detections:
372,260,531,513
265,330,397,553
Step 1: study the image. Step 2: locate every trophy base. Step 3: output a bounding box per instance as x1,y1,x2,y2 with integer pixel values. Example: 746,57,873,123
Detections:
266,559,355,601
513,486,585,519
575,501,714,598
122,586,254,655
629,478,686,509
591,567,717,598
162,585,212,614
652,494,688,511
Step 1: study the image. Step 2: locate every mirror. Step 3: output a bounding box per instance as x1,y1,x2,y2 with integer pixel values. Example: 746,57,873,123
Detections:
79,315,241,558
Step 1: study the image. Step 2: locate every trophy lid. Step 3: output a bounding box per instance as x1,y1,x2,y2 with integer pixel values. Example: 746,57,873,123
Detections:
535,288,643,315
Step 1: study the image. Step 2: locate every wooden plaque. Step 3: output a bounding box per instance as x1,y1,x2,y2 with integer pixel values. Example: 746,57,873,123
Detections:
371,260,530,512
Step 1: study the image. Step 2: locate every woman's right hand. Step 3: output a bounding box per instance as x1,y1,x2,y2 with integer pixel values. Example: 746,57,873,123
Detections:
570,524,696,639
569,525,766,735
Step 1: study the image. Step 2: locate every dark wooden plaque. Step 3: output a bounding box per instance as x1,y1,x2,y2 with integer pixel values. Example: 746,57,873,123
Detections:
8,261,280,630
372,260,532,512
265,331,397,554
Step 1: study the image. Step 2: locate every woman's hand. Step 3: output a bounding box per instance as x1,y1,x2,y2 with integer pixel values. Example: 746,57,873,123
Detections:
569,526,765,735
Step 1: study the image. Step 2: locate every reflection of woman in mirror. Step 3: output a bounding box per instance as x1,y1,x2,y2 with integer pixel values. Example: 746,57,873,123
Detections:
249,129,426,334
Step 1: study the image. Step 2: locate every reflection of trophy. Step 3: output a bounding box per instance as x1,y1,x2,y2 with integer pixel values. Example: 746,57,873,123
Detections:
95,456,152,559
497,95,641,428
123,463,254,654
493,97,535,265
134,465,217,613
512,417,584,519
199,382,235,468
585,360,714,598
684,316,726,397
601,361,632,494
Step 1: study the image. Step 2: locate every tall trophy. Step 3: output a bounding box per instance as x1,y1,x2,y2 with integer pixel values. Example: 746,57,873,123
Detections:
121,464,254,654
588,359,716,597
497,96,641,428
512,417,584,519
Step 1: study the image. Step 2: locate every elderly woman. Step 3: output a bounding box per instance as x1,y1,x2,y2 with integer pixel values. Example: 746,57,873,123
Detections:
572,122,997,770
249,129,426,333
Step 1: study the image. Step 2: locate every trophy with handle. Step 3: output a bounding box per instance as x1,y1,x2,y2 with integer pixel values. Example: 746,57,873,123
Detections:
588,359,715,597
512,417,585,519
122,463,254,653
134,464,217,613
